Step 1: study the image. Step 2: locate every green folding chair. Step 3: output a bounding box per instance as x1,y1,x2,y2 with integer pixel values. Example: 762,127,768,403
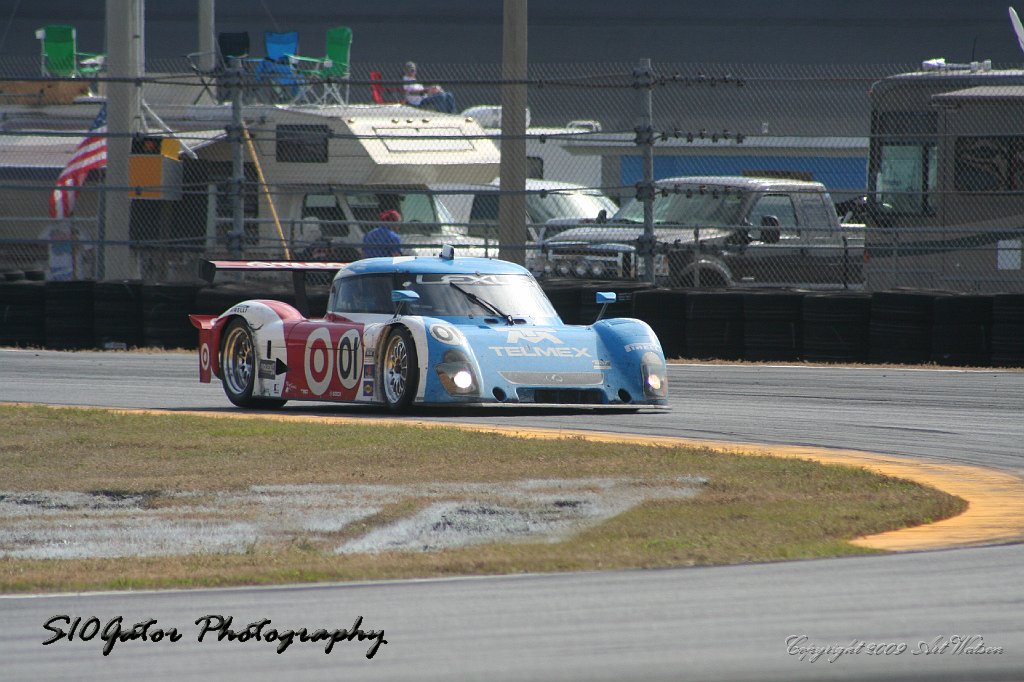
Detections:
35,24,103,79
289,26,352,104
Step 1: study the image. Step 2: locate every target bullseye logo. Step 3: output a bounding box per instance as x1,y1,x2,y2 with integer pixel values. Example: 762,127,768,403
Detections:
304,327,334,395
200,343,211,371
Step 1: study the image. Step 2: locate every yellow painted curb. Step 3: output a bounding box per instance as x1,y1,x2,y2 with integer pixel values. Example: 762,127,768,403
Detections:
7,403,1024,552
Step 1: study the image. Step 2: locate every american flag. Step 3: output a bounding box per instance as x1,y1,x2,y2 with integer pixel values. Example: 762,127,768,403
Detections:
49,103,108,219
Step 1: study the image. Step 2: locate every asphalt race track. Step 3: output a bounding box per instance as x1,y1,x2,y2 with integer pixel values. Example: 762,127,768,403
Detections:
1,350,1022,681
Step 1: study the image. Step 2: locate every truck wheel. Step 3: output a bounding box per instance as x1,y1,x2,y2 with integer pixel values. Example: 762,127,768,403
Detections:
220,318,287,409
382,327,419,412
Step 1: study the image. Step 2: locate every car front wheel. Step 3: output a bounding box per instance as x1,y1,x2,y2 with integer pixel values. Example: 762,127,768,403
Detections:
382,327,419,412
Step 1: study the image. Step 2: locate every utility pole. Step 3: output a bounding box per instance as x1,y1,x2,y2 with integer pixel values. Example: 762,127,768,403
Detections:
197,0,216,72
229,58,245,258
634,58,657,285
498,0,527,265
102,0,144,279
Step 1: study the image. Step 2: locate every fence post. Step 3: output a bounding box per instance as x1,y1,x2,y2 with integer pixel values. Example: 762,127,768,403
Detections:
229,57,245,259
633,58,657,285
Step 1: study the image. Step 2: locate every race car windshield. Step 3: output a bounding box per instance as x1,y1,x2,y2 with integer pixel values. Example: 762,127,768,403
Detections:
449,281,513,324
614,188,744,226
403,274,558,319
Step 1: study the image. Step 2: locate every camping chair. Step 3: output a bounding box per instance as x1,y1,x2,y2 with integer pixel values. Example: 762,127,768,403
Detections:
289,26,352,105
35,24,104,79
186,31,251,104
255,30,300,103
264,31,298,63
370,70,404,104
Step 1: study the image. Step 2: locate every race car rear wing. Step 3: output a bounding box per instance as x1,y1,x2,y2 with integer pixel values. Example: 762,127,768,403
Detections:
200,260,350,316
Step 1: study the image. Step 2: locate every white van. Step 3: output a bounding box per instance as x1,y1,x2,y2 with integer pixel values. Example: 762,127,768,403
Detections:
432,179,618,261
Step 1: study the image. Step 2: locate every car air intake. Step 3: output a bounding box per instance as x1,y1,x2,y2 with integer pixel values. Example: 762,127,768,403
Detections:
522,388,605,404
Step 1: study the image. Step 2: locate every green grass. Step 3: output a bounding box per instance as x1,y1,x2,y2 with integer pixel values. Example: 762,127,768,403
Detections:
0,405,966,593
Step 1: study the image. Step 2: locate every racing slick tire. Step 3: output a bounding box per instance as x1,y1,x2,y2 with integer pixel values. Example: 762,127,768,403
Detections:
382,326,419,412
220,318,287,409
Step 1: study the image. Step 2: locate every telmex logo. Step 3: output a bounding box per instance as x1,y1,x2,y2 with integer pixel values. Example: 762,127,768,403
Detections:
506,330,563,344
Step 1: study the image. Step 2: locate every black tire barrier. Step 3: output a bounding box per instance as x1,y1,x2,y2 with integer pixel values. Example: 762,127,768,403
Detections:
742,291,803,362
632,289,687,358
541,282,586,325
930,294,993,367
0,281,46,347
5,281,1024,367
307,291,330,318
195,285,328,319
869,291,936,364
577,282,651,325
685,291,744,360
193,285,259,316
44,281,95,350
991,294,1024,367
142,283,200,350
802,292,871,363
94,281,144,349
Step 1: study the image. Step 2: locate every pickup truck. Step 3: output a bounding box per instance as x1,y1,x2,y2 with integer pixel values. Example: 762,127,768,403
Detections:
531,176,864,289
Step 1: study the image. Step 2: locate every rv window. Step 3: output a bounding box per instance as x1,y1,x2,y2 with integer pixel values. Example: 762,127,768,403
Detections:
302,193,349,238
344,191,439,236
874,143,937,215
469,194,500,222
397,193,438,233
527,156,544,178
276,125,330,163
954,136,1024,192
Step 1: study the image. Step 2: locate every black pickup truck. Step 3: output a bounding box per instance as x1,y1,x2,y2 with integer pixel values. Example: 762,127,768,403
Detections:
531,176,864,289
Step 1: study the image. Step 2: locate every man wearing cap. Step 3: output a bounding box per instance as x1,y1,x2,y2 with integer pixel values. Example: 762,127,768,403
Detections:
402,61,456,113
363,209,404,258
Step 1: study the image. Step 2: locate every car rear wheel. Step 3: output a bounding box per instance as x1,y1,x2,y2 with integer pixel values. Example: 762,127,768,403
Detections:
382,326,418,412
220,318,287,409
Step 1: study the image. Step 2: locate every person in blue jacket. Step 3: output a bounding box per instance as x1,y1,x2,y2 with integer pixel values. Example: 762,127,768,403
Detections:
362,209,403,258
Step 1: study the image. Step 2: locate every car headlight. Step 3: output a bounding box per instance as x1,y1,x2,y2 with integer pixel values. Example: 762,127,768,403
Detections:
574,259,590,277
640,351,668,398
435,349,479,396
556,261,572,277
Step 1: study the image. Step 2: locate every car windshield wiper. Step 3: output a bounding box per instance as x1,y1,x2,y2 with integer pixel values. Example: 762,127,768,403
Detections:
449,282,513,325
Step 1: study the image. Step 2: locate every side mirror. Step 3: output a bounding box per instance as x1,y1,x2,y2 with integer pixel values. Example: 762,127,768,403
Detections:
594,291,616,322
391,289,420,315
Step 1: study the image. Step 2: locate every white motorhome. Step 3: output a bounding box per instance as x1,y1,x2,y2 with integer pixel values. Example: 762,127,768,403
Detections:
462,105,603,189
220,104,500,259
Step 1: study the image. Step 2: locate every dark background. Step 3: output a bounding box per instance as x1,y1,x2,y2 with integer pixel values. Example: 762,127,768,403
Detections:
2,0,1023,66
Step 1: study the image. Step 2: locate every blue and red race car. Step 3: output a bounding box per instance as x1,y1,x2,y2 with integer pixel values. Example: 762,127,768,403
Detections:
190,249,668,412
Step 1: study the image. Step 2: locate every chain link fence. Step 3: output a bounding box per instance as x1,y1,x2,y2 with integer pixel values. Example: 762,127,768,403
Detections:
2,58,1023,292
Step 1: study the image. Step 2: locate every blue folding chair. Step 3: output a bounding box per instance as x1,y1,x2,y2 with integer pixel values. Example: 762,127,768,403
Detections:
264,31,298,63
257,31,300,103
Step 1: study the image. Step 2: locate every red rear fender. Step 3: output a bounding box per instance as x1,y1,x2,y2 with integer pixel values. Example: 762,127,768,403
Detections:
189,314,229,382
